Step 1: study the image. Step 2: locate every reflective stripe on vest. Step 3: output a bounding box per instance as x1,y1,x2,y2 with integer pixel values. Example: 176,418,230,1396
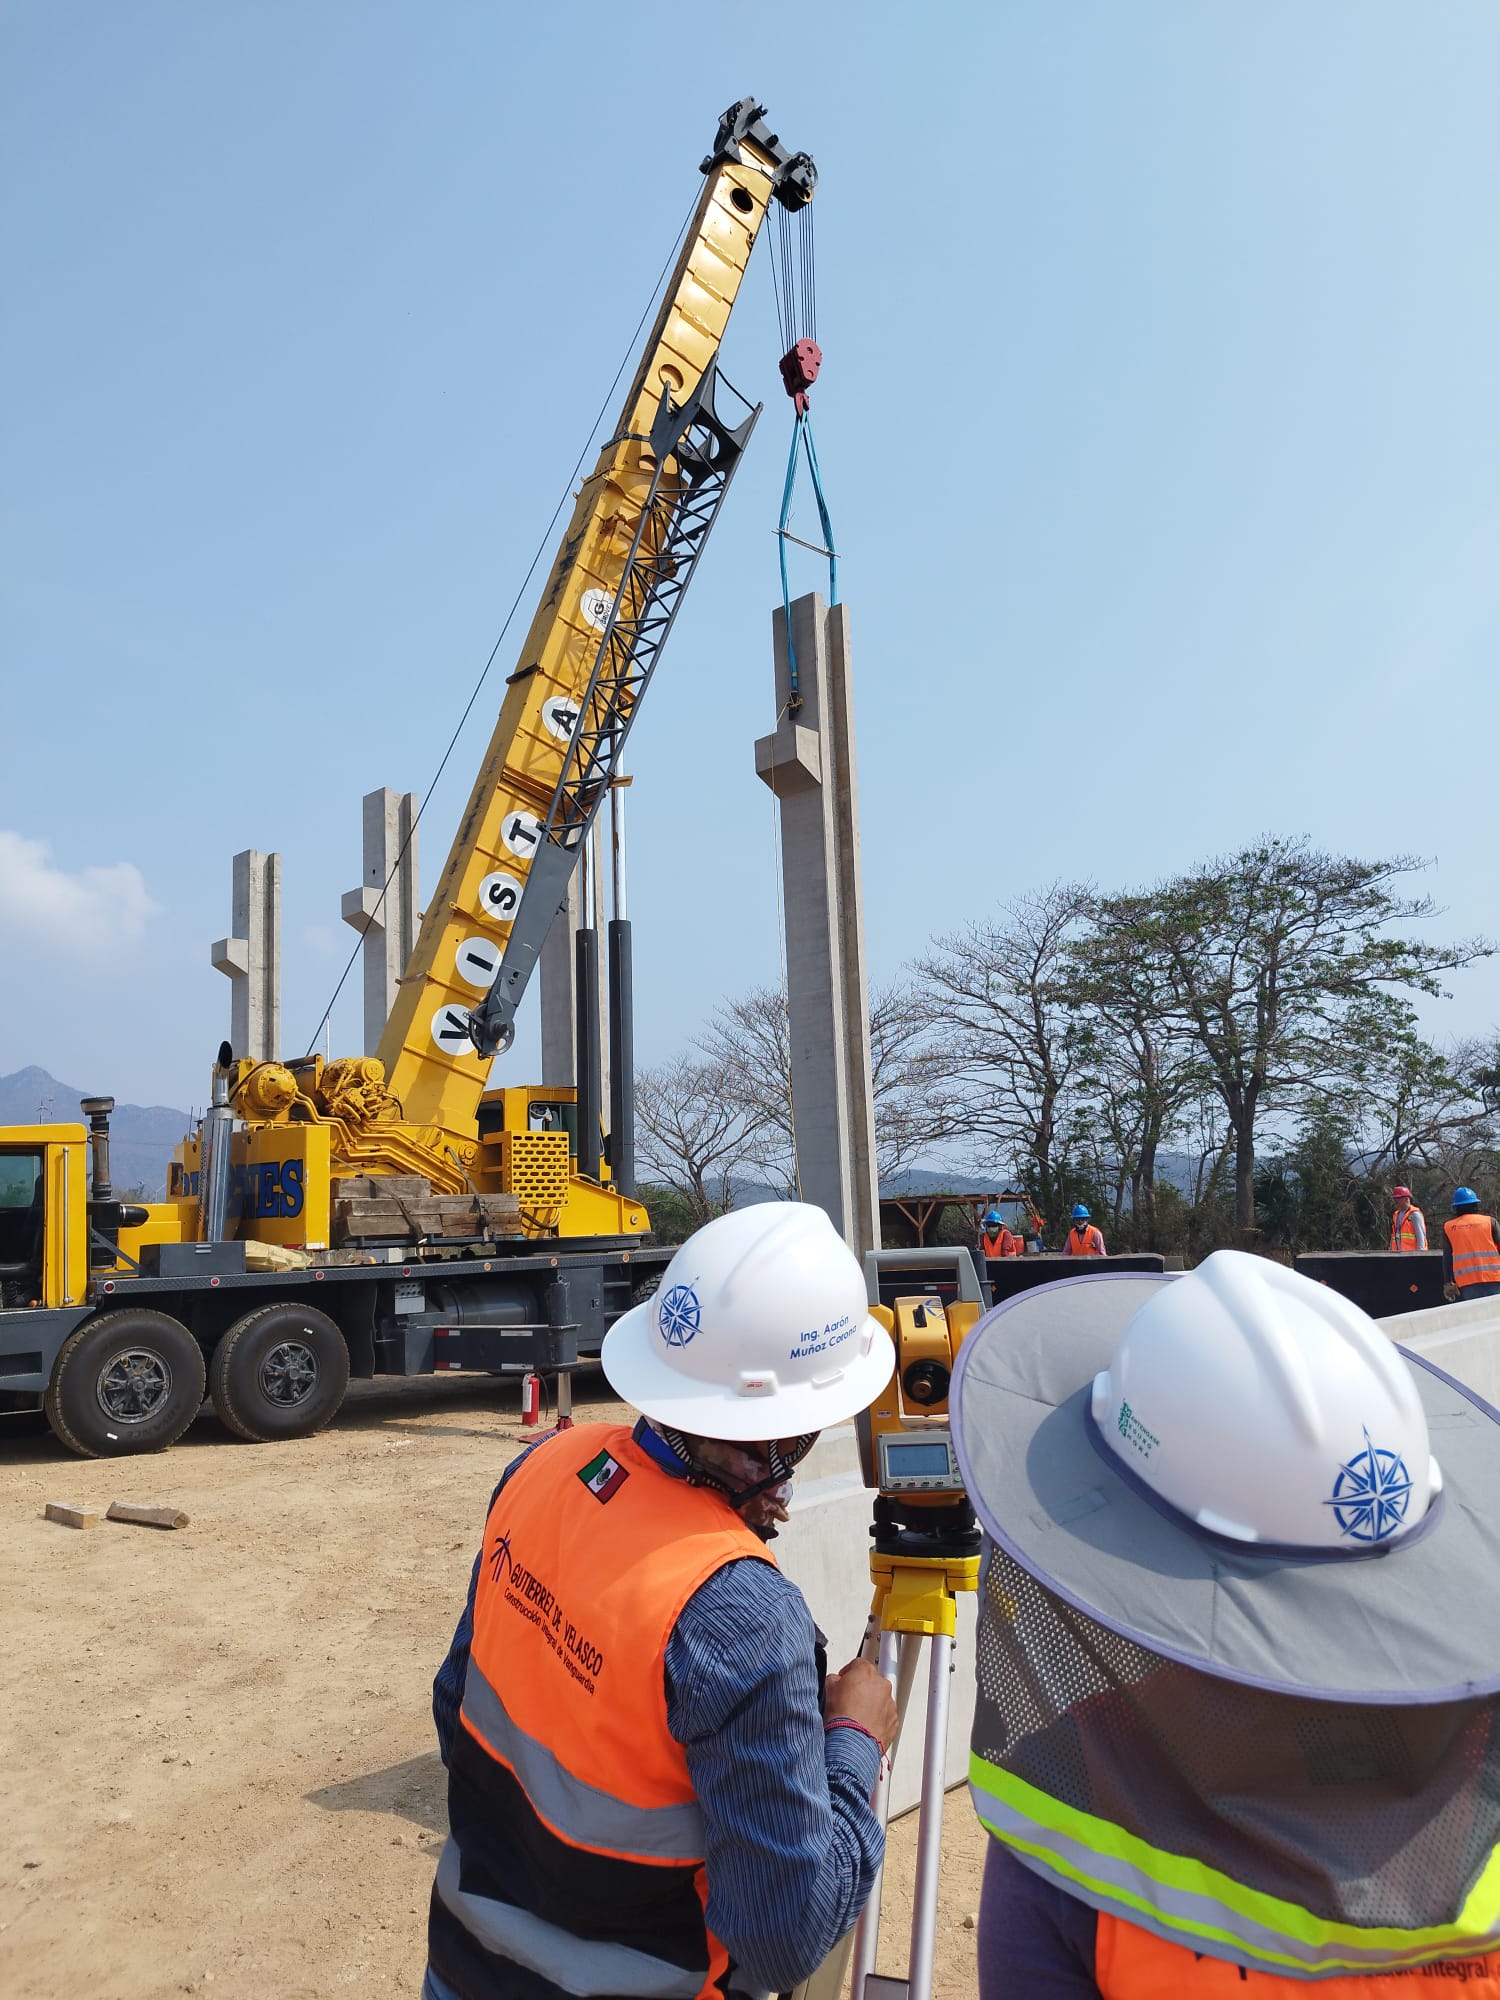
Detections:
1094,1911,1500,1994
1067,1226,1104,1256
432,1838,706,1999
1390,1206,1425,1251
433,1423,775,2000
1446,1213,1500,1289
970,1754,1500,1978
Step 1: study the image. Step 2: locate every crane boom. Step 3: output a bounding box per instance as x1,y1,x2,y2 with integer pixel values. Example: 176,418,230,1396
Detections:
375,101,814,1160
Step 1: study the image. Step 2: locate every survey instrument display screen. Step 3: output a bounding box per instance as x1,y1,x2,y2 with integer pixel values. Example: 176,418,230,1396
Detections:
877,1430,965,1493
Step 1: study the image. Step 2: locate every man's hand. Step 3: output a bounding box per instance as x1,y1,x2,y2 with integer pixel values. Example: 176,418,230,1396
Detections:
825,1657,899,1751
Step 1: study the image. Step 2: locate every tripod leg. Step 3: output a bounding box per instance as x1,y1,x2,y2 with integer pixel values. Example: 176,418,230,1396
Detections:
906,1632,953,2000
847,1626,904,1996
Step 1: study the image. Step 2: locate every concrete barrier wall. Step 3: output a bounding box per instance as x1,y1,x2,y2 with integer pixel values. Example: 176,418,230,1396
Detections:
1378,1295,1500,1407
775,1425,975,1815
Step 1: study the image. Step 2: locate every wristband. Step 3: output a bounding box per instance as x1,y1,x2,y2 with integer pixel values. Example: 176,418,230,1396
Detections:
824,1717,888,1765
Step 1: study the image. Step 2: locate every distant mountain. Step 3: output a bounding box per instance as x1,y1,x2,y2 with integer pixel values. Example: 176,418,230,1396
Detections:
0,1068,189,1199
880,1167,1013,1197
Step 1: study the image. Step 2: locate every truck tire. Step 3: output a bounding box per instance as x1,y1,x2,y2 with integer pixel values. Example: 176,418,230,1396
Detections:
208,1303,349,1443
45,1310,207,1458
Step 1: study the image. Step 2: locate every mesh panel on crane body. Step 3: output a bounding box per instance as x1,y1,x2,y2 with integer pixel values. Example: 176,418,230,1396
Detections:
974,1544,1500,1931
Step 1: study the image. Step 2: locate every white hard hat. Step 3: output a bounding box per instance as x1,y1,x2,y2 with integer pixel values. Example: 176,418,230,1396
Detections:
601,1202,896,1440
1091,1250,1441,1548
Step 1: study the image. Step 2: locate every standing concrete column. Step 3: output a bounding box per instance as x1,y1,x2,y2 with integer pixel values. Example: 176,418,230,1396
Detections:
592,814,610,1132
539,870,580,1087
537,822,611,1118
754,593,880,1256
340,789,420,1057
210,849,282,1063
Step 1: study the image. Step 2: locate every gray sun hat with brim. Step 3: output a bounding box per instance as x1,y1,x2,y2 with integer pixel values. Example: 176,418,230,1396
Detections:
950,1271,1500,1702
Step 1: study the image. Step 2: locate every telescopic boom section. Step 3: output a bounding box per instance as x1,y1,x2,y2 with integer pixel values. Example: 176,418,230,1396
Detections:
376,102,814,1161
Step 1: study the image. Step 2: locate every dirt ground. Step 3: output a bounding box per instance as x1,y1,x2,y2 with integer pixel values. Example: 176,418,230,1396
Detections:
0,1372,984,1999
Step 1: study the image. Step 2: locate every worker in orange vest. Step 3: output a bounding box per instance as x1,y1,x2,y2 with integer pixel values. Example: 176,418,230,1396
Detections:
979,1207,1022,1260
1389,1183,1427,1251
424,1203,899,2000
951,1252,1500,1994
1064,1203,1106,1256
1443,1187,1500,1300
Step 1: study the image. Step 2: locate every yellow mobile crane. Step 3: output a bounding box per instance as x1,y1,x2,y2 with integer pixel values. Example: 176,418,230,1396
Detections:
0,100,816,1457
181,96,815,1248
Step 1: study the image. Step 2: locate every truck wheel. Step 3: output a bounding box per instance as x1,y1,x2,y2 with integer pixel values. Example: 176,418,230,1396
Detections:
45,1310,206,1458
209,1303,349,1442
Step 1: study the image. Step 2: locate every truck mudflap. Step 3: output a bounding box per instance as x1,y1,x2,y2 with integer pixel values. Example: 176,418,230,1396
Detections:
0,1307,94,1393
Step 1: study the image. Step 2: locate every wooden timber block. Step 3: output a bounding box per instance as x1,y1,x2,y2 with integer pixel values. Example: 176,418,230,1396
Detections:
107,1502,190,1531
44,1502,102,1530
331,1175,432,1201
334,1204,427,1238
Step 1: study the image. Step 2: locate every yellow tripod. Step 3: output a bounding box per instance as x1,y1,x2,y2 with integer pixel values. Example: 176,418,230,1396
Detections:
848,1547,980,2000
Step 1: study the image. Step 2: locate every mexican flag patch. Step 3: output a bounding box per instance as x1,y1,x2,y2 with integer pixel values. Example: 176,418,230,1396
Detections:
578,1450,629,1503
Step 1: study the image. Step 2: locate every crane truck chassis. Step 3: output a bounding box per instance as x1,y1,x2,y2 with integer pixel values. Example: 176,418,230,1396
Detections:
0,1111,670,1456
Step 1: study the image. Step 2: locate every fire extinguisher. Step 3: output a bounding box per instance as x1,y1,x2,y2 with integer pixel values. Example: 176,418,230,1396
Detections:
520,1373,541,1427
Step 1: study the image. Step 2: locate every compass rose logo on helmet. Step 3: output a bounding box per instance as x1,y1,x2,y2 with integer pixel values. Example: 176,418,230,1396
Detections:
1327,1431,1413,1544
657,1282,702,1349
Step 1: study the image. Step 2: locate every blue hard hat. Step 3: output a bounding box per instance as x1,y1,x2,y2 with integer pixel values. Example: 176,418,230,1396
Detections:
984,1209,1002,1226
1453,1187,1481,1210
1071,1204,1090,1221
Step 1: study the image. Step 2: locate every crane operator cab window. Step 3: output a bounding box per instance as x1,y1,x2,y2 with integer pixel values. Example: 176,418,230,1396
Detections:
0,1150,45,1304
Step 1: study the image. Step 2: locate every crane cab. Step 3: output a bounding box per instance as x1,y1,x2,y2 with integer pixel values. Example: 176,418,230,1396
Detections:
0,1126,89,1313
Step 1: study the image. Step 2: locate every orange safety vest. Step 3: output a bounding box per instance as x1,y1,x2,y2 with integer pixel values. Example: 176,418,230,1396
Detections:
1066,1224,1106,1257
1389,1205,1426,1251
1445,1212,1500,1291
428,1422,775,2000
981,1229,1020,1259
1096,1912,1500,1994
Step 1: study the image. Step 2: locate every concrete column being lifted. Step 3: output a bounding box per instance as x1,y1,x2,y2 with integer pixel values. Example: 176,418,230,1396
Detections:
210,849,282,1063
755,593,880,1257
341,789,420,1057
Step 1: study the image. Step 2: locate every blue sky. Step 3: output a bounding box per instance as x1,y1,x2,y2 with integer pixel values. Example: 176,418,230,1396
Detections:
3,1,1498,1114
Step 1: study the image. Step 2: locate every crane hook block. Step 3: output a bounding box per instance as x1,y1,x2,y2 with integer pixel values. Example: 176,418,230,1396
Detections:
779,338,822,415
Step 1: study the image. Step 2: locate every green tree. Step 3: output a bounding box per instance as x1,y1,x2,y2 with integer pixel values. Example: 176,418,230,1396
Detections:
1063,911,1210,1248
634,1182,703,1247
1097,840,1487,1229
1256,1114,1385,1252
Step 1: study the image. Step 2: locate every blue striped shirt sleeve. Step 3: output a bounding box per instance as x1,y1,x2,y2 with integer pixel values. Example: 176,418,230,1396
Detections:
665,1556,884,1994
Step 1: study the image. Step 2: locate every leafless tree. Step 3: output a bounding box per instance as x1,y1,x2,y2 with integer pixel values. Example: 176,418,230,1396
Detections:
699,980,935,1189
913,884,1094,1222
633,1056,773,1226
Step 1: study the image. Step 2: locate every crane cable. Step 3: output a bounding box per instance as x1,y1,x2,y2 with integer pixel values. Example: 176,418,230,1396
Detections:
768,199,836,711
301,195,700,1059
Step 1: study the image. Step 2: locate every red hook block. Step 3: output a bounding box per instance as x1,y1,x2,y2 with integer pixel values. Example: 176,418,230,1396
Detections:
778,338,822,414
